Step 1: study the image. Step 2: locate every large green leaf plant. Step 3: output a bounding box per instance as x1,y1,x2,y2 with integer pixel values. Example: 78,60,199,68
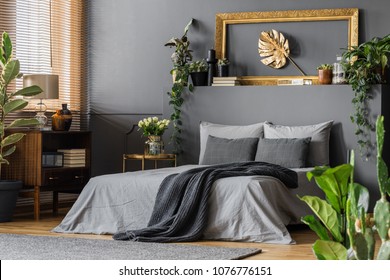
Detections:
300,116,390,260
0,32,42,177
299,163,353,259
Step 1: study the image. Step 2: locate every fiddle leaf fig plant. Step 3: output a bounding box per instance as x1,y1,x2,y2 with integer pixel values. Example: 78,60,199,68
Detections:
0,32,42,176
299,163,353,256
300,115,390,260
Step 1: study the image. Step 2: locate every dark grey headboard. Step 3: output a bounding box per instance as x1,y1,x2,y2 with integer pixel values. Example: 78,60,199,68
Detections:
163,85,390,208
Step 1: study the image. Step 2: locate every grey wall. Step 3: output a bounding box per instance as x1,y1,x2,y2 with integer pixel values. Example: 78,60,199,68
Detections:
87,0,390,176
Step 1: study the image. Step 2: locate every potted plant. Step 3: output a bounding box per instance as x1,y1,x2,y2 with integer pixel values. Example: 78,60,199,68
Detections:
189,59,208,86
299,115,390,260
342,34,390,159
138,117,170,156
316,63,333,84
217,58,230,77
164,19,194,153
164,19,193,85
0,32,42,222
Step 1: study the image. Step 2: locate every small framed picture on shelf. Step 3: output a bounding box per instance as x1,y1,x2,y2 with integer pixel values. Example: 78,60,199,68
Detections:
42,152,64,168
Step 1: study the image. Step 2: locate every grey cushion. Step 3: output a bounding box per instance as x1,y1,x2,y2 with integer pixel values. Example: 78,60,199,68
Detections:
263,121,333,167
199,121,265,164
255,138,311,168
201,135,259,165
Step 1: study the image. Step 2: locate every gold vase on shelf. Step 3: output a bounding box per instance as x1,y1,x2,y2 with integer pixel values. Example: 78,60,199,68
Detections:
144,135,164,156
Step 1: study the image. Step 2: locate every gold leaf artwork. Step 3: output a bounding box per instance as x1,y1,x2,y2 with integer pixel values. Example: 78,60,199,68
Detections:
258,29,306,75
258,29,289,69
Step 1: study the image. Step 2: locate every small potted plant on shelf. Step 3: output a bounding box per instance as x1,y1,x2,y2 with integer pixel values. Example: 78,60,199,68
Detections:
0,32,42,222
316,63,333,84
217,58,230,77
189,59,208,86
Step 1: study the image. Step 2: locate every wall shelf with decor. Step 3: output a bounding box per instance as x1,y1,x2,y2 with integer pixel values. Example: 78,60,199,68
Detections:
213,8,358,86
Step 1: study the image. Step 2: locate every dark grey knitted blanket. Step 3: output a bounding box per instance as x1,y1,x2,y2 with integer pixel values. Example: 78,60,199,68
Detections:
113,161,297,242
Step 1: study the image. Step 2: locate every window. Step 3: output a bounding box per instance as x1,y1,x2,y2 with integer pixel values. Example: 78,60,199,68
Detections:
0,0,88,129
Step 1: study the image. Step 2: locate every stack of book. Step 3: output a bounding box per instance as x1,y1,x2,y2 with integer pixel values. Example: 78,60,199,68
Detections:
57,148,86,167
212,77,241,86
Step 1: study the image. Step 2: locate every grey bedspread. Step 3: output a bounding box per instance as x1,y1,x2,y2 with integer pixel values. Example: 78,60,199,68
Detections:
112,162,298,242
53,164,321,244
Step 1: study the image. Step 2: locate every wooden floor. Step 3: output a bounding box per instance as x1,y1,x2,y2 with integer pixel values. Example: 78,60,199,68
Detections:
0,208,319,260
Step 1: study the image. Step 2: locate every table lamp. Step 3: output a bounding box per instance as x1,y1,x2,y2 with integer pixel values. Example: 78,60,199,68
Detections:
23,74,59,128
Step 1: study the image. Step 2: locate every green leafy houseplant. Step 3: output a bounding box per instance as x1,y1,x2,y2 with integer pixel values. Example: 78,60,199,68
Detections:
164,19,194,154
0,31,42,222
188,59,208,73
300,115,390,260
0,32,42,176
342,34,390,159
299,163,353,258
316,63,333,70
164,19,193,74
189,59,208,87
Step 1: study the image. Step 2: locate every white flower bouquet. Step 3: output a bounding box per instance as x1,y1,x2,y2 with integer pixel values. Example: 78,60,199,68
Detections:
138,117,170,136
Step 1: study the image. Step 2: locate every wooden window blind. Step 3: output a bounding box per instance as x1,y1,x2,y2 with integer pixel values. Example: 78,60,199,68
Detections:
0,0,88,130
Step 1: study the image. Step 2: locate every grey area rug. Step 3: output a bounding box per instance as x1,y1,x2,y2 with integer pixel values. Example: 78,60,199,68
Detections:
0,234,262,260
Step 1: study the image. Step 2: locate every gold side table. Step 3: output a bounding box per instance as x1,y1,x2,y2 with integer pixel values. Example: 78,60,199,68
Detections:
122,153,177,172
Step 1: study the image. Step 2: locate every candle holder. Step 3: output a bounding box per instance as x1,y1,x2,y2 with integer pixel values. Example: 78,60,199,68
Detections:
206,49,217,86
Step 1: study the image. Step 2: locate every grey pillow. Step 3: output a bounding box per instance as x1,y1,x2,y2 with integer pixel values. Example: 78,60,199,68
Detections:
201,135,259,165
255,138,311,168
263,121,333,166
199,121,265,164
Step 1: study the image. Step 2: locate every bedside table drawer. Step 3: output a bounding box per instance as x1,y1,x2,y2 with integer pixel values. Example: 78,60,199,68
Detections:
43,168,90,187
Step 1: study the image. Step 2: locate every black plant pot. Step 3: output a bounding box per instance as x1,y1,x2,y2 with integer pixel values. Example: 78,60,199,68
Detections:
190,72,208,86
217,65,229,77
0,180,22,222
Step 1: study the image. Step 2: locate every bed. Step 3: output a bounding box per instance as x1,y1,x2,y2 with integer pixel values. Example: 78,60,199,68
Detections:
53,120,332,244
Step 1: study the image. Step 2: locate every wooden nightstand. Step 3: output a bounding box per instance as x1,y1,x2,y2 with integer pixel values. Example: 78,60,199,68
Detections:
2,129,91,220
122,153,176,172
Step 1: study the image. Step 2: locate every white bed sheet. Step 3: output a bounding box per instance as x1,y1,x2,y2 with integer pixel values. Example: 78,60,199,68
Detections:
53,165,321,244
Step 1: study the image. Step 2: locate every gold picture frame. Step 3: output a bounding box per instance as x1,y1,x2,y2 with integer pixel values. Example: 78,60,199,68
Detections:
215,8,359,85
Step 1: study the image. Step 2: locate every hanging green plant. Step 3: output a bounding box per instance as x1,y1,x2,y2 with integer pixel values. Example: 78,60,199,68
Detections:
164,19,194,154
342,34,390,159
